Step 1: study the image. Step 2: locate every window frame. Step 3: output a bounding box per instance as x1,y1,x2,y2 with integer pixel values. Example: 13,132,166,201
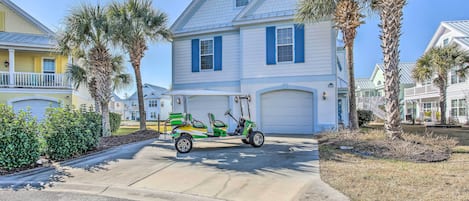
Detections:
42,57,56,74
451,67,466,84
235,0,249,8
276,26,295,63
149,100,158,108
199,38,214,71
451,99,467,117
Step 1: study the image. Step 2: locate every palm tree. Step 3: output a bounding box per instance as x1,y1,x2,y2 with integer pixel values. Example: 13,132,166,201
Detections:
413,44,469,125
66,55,132,113
58,4,114,136
372,0,407,139
108,0,172,130
297,0,365,130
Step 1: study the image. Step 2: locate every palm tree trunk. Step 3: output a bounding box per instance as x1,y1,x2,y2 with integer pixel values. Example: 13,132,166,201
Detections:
346,43,359,130
133,65,146,130
439,85,447,125
378,0,406,139
101,101,111,137
95,100,101,113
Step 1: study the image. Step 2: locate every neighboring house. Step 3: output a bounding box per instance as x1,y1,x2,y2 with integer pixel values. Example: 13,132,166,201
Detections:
0,0,92,120
109,93,125,118
120,84,171,121
356,63,416,120
404,20,469,124
169,0,349,134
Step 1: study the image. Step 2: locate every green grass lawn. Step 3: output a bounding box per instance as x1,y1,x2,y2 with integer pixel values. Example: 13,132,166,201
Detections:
113,122,173,136
113,127,139,136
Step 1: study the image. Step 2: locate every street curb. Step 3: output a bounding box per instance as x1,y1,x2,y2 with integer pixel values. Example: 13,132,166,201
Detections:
47,183,225,201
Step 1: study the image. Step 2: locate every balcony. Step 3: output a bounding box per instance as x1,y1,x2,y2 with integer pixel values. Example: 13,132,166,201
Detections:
0,72,72,89
404,85,439,99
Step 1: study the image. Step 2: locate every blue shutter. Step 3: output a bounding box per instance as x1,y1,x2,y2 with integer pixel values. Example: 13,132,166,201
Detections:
294,24,305,63
214,36,222,71
191,39,200,72
266,26,276,65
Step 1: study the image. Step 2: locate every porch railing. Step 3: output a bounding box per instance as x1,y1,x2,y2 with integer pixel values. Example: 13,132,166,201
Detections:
404,85,439,98
0,72,71,89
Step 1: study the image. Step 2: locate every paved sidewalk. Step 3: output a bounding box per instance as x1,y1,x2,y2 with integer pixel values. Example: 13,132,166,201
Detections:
0,136,348,201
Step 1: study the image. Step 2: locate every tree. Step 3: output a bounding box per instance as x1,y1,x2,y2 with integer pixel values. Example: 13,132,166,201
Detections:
296,0,365,130
58,4,115,136
66,55,132,113
412,44,469,125
108,0,172,130
372,0,407,139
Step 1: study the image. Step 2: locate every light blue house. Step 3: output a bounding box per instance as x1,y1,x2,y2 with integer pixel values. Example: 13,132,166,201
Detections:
170,0,348,134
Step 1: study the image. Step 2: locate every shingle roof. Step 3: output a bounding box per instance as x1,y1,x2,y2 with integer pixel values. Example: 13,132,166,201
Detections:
0,32,55,48
355,78,375,89
376,62,416,85
443,20,469,36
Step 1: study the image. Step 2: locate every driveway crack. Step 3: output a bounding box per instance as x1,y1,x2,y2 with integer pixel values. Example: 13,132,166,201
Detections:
128,162,176,187
215,173,231,197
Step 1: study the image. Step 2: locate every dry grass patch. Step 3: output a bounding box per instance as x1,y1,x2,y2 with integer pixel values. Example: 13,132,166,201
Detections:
318,131,469,201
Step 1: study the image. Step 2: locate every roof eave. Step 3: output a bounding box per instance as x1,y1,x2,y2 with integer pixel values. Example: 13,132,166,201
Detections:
232,15,294,26
172,27,238,38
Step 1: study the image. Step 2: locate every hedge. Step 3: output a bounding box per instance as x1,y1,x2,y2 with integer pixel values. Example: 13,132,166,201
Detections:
358,110,374,127
110,112,121,133
0,105,40,170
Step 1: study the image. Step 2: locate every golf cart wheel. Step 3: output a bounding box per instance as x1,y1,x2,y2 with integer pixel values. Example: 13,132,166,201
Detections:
249,131,264,148
241,139,250,144
175,135,192,153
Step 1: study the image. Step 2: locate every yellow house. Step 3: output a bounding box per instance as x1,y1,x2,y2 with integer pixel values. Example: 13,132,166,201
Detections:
0,0,92,120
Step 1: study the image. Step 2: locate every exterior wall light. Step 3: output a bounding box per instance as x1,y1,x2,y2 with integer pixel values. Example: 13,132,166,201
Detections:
322,91,327,100
328,83,334,88
176,97,181,104
4,60,9,68
234,96,239,103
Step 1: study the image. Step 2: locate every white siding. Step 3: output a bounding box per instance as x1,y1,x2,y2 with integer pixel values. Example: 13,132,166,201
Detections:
182,0,242,30
248,0,297,16
173,33,240,84
241,21,334,79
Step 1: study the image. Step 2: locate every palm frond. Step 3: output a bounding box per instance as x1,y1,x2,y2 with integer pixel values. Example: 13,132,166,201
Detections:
66,64,88,90
296,0,338,23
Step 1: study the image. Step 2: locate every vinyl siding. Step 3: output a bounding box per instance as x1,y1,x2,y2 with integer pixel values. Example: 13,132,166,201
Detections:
181,0,242,30
241,21,334,79
248,0,297,16
0,3,43,34
173,33,240,84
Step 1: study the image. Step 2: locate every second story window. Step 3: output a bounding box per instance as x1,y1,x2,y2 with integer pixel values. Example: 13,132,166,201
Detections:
149,100,158,108
43,59,56,74
277,27,294,63
236,0,249,7
451,67,466,84
443,38,449,46
200,39,214,70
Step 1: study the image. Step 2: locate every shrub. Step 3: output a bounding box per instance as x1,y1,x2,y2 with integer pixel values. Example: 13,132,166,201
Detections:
357,110,374,127
0,105,40,170
110,112,121,133
42,106,101,161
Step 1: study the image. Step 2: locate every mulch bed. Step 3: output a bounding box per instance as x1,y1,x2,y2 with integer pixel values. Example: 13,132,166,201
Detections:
0,130,160,176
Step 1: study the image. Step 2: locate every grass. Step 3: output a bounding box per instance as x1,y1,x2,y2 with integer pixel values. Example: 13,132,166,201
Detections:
113,121,173,136
318,127,469,201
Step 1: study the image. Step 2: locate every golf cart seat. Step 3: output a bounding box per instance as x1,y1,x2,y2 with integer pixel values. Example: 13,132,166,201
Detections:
186,113,207,129
208,113,227,128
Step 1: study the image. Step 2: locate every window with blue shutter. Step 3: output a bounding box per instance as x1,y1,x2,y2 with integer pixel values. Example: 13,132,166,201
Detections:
294,24,305,63
266,26,276,65
191,39,200,72
214,36,222,71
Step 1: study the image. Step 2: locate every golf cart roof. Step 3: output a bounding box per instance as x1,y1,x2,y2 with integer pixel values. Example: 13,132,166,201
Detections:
164,89,244,96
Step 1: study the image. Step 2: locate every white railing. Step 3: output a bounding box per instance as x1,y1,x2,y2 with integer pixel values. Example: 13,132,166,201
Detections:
357,97,386,120
404,85,439,98
0,72,71,89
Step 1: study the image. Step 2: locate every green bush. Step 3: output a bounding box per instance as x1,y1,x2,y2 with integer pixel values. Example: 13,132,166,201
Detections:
42,106,101,161
0,105,40,170
110,112,121,133
358,110,374,127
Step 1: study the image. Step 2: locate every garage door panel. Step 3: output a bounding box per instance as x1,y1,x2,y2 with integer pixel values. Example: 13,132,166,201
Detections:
261,90,313,134
13,99,59,121
188,96,229,126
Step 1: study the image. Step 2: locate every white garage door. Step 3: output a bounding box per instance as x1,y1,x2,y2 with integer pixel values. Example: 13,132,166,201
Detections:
261,90,314,134
12,99,59,121
188,96,229,126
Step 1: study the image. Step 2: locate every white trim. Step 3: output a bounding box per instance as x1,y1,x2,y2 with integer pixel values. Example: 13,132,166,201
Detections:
0,88,72,94
41,57,56,73
199,38,214,71
7,96,60,105
234,0,249,9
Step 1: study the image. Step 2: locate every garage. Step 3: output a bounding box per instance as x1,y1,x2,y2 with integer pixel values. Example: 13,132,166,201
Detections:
188,95,229,126
261,90,314,134
12,99,59,121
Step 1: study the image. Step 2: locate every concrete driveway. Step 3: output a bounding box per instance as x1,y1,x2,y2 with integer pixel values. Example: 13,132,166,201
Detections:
0,135,348,201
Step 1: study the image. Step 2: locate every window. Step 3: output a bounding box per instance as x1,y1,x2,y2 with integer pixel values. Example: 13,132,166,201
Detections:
423,103,432,112
43,59,55,73
277,27,294,62
235,0,249,7
443,38,449,46
377,81,382,86
161,101,164,108
200,39,214,70
149,100,158,108
451,99,467,117
451,67,466,84
131,102,137,107
150,112,157,119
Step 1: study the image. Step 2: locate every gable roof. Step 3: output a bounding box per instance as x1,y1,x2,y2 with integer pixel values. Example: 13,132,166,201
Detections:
373,62,416,85
0,0,54,35
355,78,375,90
171,0,301,37
126,84,168,101
426,20,469,51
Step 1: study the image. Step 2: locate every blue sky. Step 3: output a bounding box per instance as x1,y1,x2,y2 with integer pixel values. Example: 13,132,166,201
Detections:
11,0,469,96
